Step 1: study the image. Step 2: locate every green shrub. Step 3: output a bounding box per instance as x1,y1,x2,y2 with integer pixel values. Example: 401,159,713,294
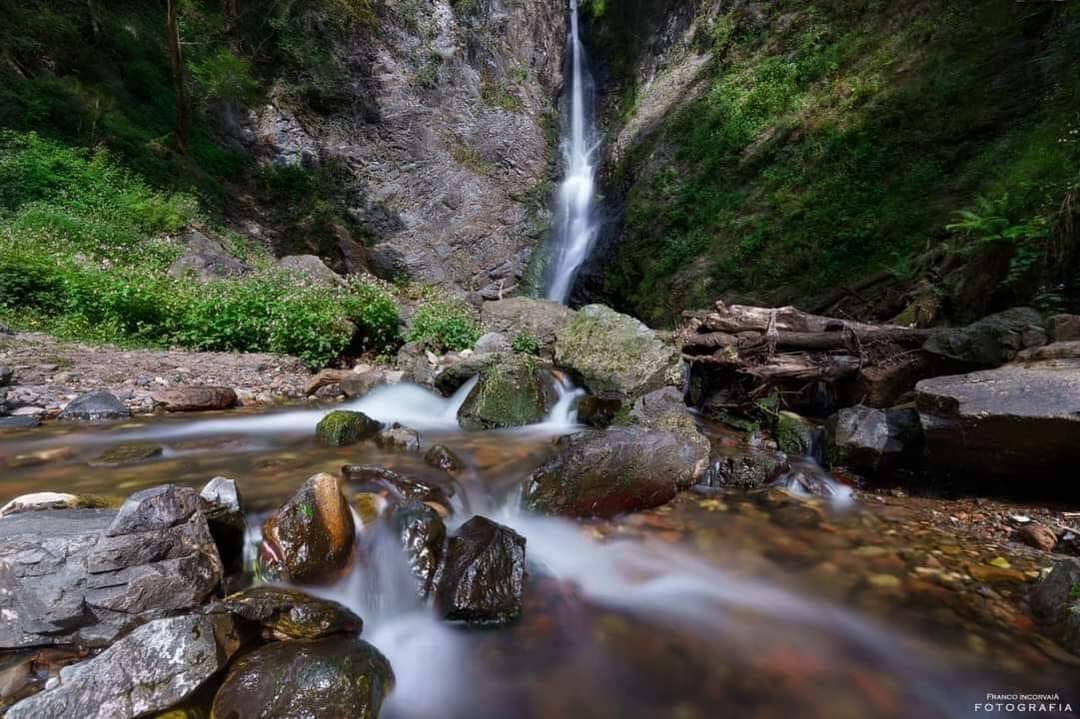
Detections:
511,331,542,356
406,300,483,352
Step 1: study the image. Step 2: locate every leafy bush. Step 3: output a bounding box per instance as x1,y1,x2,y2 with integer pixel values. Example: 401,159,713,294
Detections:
511,331,542,356
406,301,483,352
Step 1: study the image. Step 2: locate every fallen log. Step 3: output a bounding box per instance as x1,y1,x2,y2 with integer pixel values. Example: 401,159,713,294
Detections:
695,303,920,336
743,354,861,382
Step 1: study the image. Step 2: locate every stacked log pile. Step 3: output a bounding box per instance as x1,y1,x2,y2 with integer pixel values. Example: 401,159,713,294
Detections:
678,303,940,406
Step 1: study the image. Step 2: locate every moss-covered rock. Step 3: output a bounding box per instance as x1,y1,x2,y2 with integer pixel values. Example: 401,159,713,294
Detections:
315,410,383,447
457,355,556,430
775,411,815,457
554,304,680,401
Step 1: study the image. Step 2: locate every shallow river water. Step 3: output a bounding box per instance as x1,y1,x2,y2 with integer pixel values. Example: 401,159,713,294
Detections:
1,383,1078,718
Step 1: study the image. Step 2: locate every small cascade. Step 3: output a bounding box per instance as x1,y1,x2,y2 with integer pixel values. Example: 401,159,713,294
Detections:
545,0,600,304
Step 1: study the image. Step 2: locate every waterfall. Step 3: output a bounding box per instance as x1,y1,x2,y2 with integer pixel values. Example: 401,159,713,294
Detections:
545,0,600,305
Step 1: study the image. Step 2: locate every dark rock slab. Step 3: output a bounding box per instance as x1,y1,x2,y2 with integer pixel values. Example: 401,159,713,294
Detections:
87,443,163,467
211,638,393,719
436,516,525,625
0,485,223,648
261,473,355,583
0,365,12,387
214,585,361,640
342,465,454,507
167,229,251,282
523,427,705,518
200,477,246,576
0,416,40,431
916,361,1080,481
424,444,465,473
59,391,129,422
699,452,790,490
150,386,237,412
6,614,241,719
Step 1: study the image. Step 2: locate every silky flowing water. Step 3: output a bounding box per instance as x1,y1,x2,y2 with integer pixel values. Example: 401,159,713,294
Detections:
2,381,1078,718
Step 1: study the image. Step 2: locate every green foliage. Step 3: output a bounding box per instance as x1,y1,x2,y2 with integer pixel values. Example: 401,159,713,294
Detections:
511,331,542,356
599,1,1080,324
188,48,259,105
406,301,483,353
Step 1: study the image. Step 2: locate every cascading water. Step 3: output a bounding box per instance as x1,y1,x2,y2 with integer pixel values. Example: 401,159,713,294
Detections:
545,0,600,304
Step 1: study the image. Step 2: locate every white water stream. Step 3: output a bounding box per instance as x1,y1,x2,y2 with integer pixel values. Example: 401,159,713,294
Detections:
545,0,600,304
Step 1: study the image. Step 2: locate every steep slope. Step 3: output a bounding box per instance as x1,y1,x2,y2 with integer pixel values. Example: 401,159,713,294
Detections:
578,0,1080,327
0,0,566,293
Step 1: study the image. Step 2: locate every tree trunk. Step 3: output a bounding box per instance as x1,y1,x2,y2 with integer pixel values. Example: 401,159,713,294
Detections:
166,0,190,155
87,0,101,41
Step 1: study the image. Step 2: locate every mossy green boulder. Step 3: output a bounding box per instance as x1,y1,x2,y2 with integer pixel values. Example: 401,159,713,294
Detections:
316,410,383,447
457,355,556,430
554,304,680,401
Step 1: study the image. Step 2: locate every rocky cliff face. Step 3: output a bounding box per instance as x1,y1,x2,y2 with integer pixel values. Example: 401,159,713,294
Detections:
229,1,567,296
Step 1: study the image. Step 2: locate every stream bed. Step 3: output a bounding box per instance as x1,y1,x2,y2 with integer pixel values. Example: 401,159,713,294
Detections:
1,383,1078,718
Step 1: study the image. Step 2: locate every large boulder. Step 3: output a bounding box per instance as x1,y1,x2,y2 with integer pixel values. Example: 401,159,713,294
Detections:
276,255,345,287
457,355,556,430
826,405,923,474
261,474,355,583
211,638,393,719
316,410,383,447
627,386,711,460
433,352,502,395
167,229,251,282
5,614,241,719
555,304,681,401
923,307,1046,367
480,298,576,355
59,391,129,422
523,427,708,518
0,485,223,648
916,360,1080,481
435,516,525,625
150,386,237,412
213,585,362,640
1031,558,1080,654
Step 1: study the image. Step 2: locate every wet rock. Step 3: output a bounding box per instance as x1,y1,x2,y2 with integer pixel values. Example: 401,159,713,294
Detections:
1015,523,1058,552
200,477,246,576
0,365,12,387
397,341,437,388
150,386,237,412
277,254,345,287
775,411,816,456
523,427,706,518
0,496,223,649
374,424,421,452
87,443,163,467
1031,558,1080,654
6,614,241,719
261,474,355,584
59,391,129,422
214,585,362,640
0,492,114,517
475,332,512,354
393,501,447,598
457,354,556,430
1048,314,1080,342
0,416,40,431
316,410,383,447
340,369,393,399
826,405,923,474
699,452,790,490
1016,341,1080,362
424,444,465,473
342,465,454,507
167,229,251,282
433,352,503,395
923,307,1045,367
480,298,576,356
107,484,202,535
211,637,393,719
916,360,1080,481
436,516,525,625
10,406,45,418
554,304,680,401
627,387,711,471
847,354,933,408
